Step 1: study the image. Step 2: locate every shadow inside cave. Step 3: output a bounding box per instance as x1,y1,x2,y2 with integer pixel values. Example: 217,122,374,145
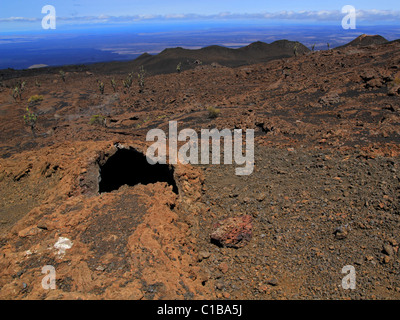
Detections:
98,147,178,194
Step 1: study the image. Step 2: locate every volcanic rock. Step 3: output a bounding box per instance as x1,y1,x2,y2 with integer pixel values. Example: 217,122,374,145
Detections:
1,34,400,300
210,215,253,248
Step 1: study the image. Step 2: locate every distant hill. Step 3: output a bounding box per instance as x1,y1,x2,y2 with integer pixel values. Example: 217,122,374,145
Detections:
337,34,388,49
1,35,397,81
87,40,310,75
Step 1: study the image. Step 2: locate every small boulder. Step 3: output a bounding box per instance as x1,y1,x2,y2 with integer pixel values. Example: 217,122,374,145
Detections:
366,78,382,88
210,215,253,248
333,225,349,240
319,93,341,106
383,244,394,256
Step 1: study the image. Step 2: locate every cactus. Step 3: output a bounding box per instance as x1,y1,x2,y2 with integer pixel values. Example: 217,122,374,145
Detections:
12,86,20,101
59,70,66,82
111,78,117,92
137,66,145,93
20,81,26,93
294,43,298,57
123,73,133,90
23,107,37,137
11,81,26,101
98,81,105,94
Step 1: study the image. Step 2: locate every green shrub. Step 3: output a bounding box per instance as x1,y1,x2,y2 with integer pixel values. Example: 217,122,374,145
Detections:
207,106,221,119
89,114,106,127
28,94,44,106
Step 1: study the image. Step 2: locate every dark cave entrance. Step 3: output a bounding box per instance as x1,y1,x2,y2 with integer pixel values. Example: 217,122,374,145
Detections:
98,148,178,194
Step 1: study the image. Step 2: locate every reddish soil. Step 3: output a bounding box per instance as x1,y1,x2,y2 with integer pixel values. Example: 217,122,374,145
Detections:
1,36,400,300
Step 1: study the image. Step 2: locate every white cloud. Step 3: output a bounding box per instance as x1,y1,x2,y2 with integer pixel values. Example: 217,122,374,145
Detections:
1,10,400,25
0,16,39,22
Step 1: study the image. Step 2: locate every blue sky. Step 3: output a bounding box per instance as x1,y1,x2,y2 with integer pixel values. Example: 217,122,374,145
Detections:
2,0,400,17
1,0,400,32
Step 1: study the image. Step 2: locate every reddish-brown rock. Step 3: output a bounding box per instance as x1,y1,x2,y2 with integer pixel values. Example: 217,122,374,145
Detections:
210,215,253,248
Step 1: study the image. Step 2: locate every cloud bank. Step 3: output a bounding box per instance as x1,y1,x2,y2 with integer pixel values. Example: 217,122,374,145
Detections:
1,9,400,24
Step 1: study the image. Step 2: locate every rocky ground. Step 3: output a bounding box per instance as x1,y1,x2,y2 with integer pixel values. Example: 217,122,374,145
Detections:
0,36,400,299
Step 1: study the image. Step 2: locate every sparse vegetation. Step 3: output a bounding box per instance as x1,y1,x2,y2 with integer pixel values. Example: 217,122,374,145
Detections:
98,81,105,94
111,78,117,92
327,42,330,50
23,107,37,137
387,77,400,96
143,116,150,124
20,81,26,93
294,43,298,57
207,106,221,119
11,81,26,101
35,79,41,87
123,73,133,90
59,70,66,82
311,44,316,52
12,86,20,101
138,66,146,93
3,33,400,302
176,62,182,73
89,114,107,127
28,95,44,107
388,77,400,89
